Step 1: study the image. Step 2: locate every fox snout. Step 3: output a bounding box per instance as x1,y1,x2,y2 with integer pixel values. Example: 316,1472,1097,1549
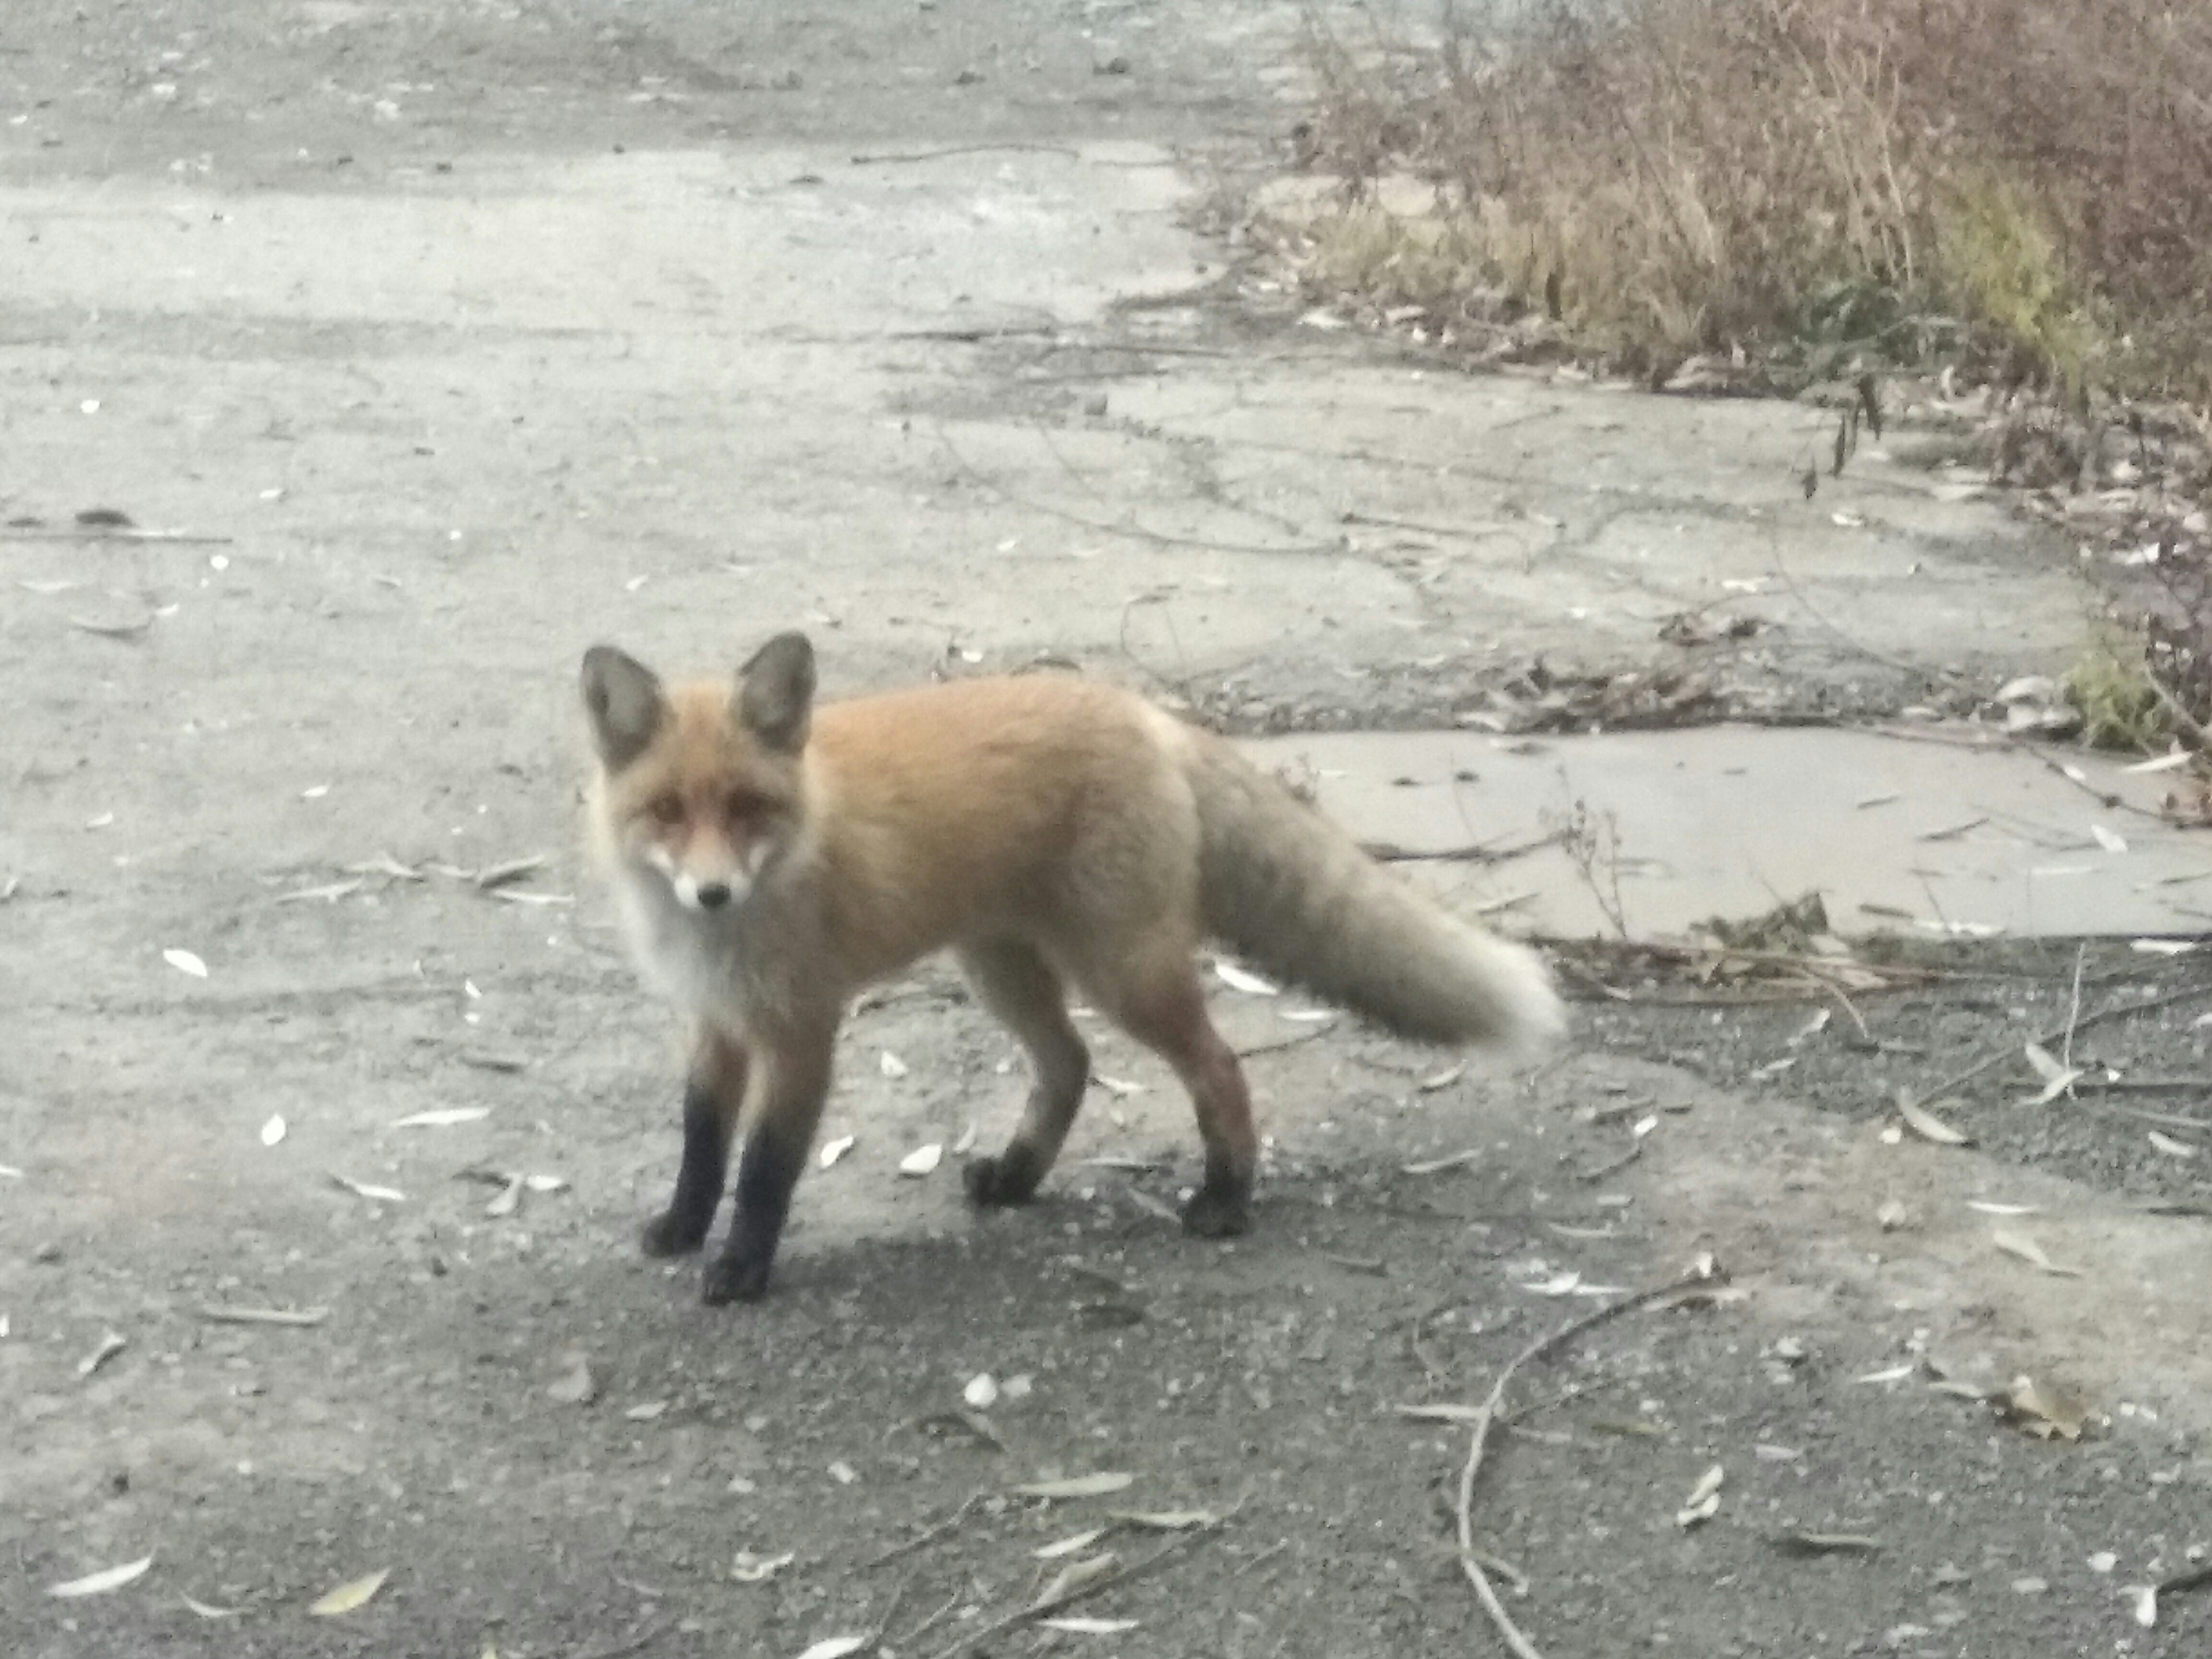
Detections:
645,845,748,914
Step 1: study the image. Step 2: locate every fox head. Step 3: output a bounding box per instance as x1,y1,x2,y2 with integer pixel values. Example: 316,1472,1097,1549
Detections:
581,632,816,913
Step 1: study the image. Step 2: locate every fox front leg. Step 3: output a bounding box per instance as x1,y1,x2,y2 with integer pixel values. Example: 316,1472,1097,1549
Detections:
640,1033,746,1258
701,1026,834,1306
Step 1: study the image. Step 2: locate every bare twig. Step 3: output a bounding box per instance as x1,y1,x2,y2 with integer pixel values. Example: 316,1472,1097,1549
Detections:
895,1588,965,1649
1907,977,2212,1109
1360,830,1562,865
850,143,1083,164
0,527,232,544
862,1493,987,1571
2060,944,2088,1071
924,1525,1220,1659
2144,664,2212,748
1452,1268,1724,1659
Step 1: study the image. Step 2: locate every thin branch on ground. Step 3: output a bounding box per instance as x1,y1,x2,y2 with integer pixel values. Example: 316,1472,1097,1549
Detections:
862,1493,988,1571
850,143,1082,164
1907,976,2212,1109
1360,830,1562,864
2060,944,2088,1071
1451,1268,1725,1659
923,1524,1221,1659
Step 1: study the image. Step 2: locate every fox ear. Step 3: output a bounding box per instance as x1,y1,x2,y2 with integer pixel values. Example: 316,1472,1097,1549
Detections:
581,645,666,771
737,631,816,753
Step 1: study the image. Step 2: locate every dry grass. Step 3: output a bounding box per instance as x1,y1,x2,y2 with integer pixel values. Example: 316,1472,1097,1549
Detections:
1293,0,2212,399
1287,0,2212,759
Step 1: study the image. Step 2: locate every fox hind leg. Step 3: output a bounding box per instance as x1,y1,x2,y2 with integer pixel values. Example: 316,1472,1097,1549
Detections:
641,1032,746,1258
959,939,1091,1209
1090,948,1256,1238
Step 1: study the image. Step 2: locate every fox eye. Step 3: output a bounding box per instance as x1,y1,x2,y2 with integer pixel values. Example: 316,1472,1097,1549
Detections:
647,794,684,825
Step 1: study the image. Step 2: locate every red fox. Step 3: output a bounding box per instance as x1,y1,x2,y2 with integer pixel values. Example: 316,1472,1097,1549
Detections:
582,633,1565,1304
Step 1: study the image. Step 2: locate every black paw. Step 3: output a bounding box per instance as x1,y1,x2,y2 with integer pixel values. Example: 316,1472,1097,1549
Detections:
963,1148,1041,1210
1178,1184,1252,1239
639,1208,711,1258
701,1250,773,1306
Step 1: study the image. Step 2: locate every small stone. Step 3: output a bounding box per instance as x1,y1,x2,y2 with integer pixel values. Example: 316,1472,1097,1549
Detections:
547,1353,600,1406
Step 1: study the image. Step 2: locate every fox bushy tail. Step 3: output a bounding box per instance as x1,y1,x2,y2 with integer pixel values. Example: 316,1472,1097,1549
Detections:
1185,736,1566,1052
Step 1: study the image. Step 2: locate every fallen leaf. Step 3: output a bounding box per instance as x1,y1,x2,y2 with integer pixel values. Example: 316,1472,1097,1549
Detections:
2132,938,2198,956
2146,1131,2197,1159
2005,1375,2089,1440
2126,1584,2158,1627
1038,1618,1139,1635
1092,1073,1146,1096
1675,1464,1724,1528
1110,1509,1218,1530
181,1593,242,1618
485,1175,525,1217
1966,1199,2037,1217
1415,1063,1465,1092
523,1173,568,1193
390,1107,491,1128
1519,1270,1582,1295
1775,1532,1880,1556
78,1332,127,1376
828,1460,858,1484
1876,1199,1910,1231
1991,1229,2083,1277
474,855,549,890
278,877,365,904
198,1304,328,1327
1011,1472,1135,1499
2088,1552,2119,1573
2090,823,2128,854
898,1143,942,1177
162,948,209,978
818,1134,855,1169
329,1173,405,1203
1032,1553,1119,1606
1395,1402,1486,1423
951,1122,978,1154
963,1373,999,1409
879,1050,909,1079
308,1568,390,1617
1035,1528,1109,1559
1896,1091,1971,1145
792,1639,868,1659
1213,960,1278,996
2124,750,2192,773
48,1556,154,1599
259,1114,287,1147
70,613,154,639
2020,1042,2084,1104
1855,1363,1916,1384
730,1549,794,1584
1401,1148,1480,1176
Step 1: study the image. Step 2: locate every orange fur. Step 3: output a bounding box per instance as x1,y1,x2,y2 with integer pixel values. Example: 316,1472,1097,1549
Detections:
581,634,1563,1304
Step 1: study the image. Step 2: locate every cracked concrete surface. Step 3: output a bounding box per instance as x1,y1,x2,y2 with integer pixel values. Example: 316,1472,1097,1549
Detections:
4,4,2208,1655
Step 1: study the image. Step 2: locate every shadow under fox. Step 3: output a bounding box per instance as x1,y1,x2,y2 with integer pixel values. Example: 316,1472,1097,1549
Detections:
582,632,1564,1305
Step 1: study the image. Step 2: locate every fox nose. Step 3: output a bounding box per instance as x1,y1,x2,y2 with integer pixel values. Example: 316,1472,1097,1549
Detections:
695,881,733,911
